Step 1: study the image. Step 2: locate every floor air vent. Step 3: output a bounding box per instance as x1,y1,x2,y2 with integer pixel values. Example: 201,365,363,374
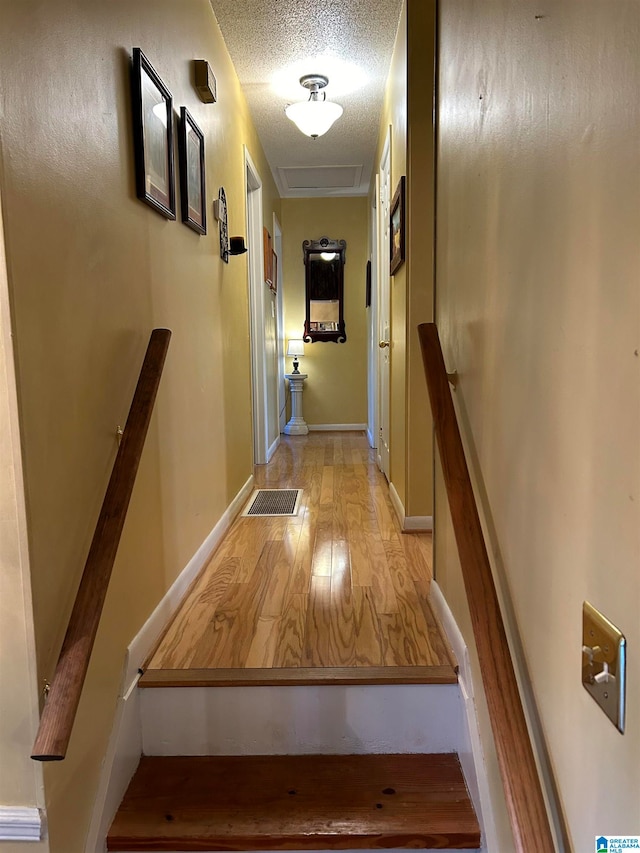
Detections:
243,489,302,517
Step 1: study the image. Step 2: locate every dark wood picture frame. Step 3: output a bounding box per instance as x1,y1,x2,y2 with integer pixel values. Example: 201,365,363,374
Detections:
178,107,206,234
390,175,406,275
365,259,372,307
263,227,273,286
303,236,347,344
131,48,176,219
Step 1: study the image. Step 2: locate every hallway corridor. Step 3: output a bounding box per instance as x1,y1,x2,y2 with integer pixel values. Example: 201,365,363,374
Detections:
142,432,456,686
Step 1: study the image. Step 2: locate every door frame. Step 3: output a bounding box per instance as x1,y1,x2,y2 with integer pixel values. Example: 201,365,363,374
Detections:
376,127,392,478
244,146,267,464
367,181,379,449
0,181,45,841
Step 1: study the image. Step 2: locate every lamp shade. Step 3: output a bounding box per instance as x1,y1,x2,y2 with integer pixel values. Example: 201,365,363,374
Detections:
285,99,343,139
286,339,305,358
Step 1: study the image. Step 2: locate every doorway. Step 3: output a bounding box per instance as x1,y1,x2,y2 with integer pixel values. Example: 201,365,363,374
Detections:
272,214,286,436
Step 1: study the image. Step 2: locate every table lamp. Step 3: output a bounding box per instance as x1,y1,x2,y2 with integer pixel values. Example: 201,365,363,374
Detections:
286,339,305,374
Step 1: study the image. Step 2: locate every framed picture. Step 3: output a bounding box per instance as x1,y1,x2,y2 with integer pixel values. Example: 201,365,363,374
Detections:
178,107,206,234
390,175,406,275
131,47,176,219
270,250,278,293
365,259,372,307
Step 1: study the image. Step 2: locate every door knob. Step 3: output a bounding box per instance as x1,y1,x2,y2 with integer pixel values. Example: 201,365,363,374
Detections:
378,340,390,348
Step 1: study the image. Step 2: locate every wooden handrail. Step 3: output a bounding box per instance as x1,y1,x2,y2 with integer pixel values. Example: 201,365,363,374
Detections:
32,329,171,761
418,323,554,851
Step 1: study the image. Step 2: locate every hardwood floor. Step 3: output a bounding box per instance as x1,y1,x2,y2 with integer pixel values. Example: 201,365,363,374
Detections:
107,754,481,850
142,432,456,686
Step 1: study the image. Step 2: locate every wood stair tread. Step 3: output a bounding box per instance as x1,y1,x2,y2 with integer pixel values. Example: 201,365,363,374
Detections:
107,753,480,851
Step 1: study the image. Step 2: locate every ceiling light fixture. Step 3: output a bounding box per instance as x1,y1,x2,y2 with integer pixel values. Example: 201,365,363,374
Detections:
285,75,343,139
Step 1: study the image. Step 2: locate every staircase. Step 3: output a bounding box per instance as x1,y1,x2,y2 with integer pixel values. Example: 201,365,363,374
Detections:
104,432,484,852
106,676,482,851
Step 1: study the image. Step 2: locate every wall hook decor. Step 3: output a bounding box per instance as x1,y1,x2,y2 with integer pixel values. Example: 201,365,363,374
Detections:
215,187,229,262
193,59,217,103
229,237,247,256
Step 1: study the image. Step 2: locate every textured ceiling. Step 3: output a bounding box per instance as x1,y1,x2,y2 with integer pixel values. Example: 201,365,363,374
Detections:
210,0,403,197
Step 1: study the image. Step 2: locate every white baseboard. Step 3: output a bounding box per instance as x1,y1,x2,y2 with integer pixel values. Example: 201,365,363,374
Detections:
404,515,433,531
0,807,41,841
428,581,494,853
307,423,367,431
388,482,433,532
266,434,280,462
85,474,255,853
84,678,142,853
389,482,405,527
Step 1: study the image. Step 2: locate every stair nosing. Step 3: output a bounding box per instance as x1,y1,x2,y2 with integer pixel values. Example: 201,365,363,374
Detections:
138,665,458,688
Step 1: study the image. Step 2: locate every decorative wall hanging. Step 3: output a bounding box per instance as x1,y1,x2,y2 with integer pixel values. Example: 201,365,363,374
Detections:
263,228,273,287
390,175,406,275
131,48,176,219
303,236,347,343
194,59,217,103
215,187,229,262
178,107,206,235
229,236,247,255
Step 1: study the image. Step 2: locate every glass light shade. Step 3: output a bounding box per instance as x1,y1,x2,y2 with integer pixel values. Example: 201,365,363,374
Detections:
286,339,305,358
285,99,343,138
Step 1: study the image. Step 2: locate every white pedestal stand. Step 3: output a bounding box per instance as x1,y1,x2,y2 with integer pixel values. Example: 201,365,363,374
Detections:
284,373,308,435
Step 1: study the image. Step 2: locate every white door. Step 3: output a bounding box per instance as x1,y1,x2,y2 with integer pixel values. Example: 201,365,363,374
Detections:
377,130,391,478
273,215,287,435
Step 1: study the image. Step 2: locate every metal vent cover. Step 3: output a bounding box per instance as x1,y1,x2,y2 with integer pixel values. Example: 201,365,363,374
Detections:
243,489,302,517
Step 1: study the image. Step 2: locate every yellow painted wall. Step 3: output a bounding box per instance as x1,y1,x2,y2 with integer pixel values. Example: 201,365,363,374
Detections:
436,1,640,848
281,197,368,427
0,1,278,849
373,0,434,519
405,1,435,517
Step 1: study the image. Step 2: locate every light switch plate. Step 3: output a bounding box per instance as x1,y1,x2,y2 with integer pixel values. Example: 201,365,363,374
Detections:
582,601,626,733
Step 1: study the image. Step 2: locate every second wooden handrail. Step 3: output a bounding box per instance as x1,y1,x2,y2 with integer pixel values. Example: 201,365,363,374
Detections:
32,328,171,761
418,322,554,851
